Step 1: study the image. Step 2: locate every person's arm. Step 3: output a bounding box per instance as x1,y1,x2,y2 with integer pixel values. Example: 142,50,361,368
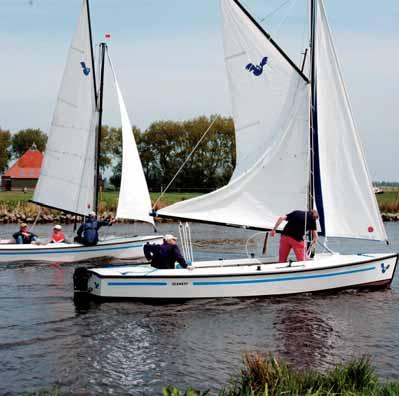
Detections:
174,246,188,268
271,215,287,237
77,224,83,237
97,219,115,229
311,229,318,245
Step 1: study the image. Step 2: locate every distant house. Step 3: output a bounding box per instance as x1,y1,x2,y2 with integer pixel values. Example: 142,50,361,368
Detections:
1,146,43,191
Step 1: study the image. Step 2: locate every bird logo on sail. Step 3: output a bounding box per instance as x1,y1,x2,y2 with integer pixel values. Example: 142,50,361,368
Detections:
381,263,390,274
245,56,268,76
80,62,91,76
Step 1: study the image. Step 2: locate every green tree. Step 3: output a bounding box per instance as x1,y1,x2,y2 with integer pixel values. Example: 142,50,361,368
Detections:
0,128,11,173
11,128,47,158
139,115,236,191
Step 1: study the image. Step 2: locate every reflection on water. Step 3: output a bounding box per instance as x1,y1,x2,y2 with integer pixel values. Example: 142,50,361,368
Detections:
0,222,398,394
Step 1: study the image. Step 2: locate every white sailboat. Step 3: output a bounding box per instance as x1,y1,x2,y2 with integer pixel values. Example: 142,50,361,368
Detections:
76,0,397,298
0,0,162,263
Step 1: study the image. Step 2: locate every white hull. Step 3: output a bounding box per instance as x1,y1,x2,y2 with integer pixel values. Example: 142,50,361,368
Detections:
0,235,163,263
83,253,398,299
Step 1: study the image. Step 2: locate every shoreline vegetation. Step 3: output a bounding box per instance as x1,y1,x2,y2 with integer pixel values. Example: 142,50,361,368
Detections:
0,190,397,224
29,353,399,395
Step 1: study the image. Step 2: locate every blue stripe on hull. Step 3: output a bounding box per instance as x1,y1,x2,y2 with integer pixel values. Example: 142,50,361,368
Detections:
107,281,167,286
193,266,375,286
106,266,376,287
0,243,145,256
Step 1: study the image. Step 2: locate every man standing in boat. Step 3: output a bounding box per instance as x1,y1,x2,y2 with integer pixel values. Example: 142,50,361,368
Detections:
144,234,192,270
271,210,319,263
74,211,115,246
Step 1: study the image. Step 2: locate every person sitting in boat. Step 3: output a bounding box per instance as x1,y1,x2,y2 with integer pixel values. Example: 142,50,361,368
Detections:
74,211,115,246
271,210,319,263
13,223,38,245
144,234,192,270
50,224,65,243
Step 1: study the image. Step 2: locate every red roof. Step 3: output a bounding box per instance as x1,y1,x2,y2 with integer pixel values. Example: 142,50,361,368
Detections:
3,149,43,179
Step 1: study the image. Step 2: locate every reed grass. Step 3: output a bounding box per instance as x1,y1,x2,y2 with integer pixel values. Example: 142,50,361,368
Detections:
166,353,399,396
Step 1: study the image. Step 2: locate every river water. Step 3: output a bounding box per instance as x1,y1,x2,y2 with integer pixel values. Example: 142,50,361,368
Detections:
0,222,399,395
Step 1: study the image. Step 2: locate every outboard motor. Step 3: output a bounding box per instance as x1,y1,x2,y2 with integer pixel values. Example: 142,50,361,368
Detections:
73,267,91,293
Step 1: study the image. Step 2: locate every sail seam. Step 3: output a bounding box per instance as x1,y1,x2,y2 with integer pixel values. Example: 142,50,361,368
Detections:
57,98,78,108
225,51,246,60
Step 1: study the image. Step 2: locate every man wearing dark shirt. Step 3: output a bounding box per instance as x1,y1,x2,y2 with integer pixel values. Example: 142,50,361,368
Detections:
144,234,192,270
74,211,114,246
271,210,319,263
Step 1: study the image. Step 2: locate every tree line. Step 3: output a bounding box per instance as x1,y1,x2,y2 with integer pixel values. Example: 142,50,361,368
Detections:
0,115,236,191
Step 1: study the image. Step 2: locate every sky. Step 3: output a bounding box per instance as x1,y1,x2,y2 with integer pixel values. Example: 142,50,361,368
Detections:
0,0,398,181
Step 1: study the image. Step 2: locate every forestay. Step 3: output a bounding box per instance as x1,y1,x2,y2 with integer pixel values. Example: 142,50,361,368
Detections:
314,0,386,241
158,0,310,230
108,55,154,225
33,0,97,216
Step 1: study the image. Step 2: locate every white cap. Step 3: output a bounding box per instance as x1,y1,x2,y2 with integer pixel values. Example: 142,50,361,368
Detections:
164,234,177,241
53,224,62,230
89,211,96,217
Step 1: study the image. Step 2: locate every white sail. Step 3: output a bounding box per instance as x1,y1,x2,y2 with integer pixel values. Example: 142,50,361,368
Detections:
158,0,310,230
108,56,154,225
33,0,97,215
314,0,387,241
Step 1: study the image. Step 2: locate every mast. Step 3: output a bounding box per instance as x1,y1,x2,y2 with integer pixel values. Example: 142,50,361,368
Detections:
309,0,316,212
86,0,98,105
94,42,107,214
309,0,325,234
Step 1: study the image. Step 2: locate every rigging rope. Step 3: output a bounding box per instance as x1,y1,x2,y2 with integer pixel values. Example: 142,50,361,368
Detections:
259,0,295,23
152,115,220,210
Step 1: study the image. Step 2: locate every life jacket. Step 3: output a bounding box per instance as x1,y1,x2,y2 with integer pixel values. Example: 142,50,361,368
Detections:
51,232,65,243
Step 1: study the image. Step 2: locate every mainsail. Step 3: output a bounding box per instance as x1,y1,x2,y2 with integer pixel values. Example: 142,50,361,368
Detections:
313,0,387,241
157,0,310,230
32,0,97,216
108,55,154,225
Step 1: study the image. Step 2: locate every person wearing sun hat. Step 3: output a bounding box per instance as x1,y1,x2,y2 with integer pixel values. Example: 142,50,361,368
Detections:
50,224,65,243
144,234,192,270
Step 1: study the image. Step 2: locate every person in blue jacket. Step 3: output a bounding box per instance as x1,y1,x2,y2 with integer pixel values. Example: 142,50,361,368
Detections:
144,234,192,270
74,211,115,246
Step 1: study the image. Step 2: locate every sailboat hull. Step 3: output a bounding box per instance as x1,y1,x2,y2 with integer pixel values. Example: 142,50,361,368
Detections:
81,253,398,299
0,235,163,263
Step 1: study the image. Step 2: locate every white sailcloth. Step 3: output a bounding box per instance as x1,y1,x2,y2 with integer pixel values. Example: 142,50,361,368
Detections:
108,56,154,225
158,0,310,230
314,0,386,241
33,0,97,215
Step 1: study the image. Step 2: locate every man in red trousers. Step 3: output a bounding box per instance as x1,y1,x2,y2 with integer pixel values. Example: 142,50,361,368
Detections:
271,210,319,263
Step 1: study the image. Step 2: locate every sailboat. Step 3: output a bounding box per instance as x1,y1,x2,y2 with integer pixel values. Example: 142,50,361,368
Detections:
0,0,162,263
75,0,397,298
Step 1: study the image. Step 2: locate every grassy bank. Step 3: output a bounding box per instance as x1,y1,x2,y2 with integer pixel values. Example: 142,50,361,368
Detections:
0,189,398,223
164,353,399,396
